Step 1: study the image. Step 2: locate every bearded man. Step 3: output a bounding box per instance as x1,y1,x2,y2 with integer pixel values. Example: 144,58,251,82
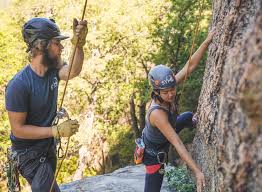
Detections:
5,17,87,192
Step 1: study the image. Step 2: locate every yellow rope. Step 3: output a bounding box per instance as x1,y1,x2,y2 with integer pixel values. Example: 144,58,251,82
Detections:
49,0,88,191
178,0,205,110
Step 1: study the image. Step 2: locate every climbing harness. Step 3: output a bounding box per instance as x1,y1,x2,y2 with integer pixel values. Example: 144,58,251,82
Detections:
145,148,167,174
143,138,168,175
6,148,20,192
49,0,88,191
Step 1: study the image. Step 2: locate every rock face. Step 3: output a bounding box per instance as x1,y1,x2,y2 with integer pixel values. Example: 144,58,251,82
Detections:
60,165,172,192
192,1,262,192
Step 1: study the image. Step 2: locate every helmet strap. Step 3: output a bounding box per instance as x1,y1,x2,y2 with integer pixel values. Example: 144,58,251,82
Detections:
152,90,164,103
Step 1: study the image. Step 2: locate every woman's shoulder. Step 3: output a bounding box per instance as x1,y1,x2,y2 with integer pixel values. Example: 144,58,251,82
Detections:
150,108,168,118
149,106,169,124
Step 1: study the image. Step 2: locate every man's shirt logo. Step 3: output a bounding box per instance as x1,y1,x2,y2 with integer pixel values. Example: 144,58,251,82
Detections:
51,77,58,91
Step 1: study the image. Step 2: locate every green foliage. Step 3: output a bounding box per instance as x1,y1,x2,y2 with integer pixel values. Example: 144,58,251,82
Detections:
152,0,211,112
166,166,196,192
107,125,134,165
57,156,79,184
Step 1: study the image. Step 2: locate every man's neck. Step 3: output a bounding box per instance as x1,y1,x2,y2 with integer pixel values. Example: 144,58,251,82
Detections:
30,55,48,77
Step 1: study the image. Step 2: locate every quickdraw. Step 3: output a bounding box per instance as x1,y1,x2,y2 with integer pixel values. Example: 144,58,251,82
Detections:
52,107,70,159
6,148,20,192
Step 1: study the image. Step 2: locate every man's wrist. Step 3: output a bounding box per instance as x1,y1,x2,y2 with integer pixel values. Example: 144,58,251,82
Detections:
51,125,59,138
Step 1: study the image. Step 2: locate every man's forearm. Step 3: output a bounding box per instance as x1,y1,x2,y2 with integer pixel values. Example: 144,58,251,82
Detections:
69,46,84,77
12,125,53,139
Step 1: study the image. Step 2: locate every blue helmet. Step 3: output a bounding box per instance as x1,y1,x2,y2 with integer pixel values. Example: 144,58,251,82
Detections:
22,18,69,48
148,65,176,90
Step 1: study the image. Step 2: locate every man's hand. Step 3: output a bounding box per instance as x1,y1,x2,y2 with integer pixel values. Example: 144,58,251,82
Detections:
195,170,206,192
52,119,79,138
71,18,88,47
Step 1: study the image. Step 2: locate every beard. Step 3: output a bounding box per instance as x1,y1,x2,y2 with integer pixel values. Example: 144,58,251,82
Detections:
41,49,61,69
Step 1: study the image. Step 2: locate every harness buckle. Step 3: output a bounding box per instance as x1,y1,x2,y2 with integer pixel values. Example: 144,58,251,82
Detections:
39,156,46,163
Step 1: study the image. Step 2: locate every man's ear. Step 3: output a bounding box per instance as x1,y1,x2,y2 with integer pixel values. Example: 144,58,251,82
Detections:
33,39,48,51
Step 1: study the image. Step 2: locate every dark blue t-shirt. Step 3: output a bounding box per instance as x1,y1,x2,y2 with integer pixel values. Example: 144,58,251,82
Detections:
5,64,59,149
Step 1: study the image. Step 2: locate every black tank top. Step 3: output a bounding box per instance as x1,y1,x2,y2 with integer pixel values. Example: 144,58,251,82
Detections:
142,103,176,153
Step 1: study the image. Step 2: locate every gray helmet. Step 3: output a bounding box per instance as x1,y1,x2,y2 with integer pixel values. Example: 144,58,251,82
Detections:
148,65,176,90
22,18,69,49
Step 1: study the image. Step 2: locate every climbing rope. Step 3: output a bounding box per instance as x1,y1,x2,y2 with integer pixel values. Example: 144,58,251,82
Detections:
49,0,88,191
178,0,205,109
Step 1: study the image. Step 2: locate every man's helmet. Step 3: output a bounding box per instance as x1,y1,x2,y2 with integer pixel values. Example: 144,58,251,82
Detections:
22,18,69,49
148,65,176,90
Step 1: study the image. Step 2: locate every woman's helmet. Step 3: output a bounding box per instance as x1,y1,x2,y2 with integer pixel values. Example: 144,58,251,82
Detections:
22,18,69,50
148,65,176,90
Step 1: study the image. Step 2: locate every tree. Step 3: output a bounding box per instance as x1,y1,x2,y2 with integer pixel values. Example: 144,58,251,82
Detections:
192,1,262,191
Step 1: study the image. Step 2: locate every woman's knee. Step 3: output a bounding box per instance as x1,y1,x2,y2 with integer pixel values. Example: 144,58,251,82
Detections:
179,111,194,121
176,111,195,132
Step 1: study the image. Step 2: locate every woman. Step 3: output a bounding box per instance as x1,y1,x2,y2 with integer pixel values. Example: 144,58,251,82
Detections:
142,31,215,192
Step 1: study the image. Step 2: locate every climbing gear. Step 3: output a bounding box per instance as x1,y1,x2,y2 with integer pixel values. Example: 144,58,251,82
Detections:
157,152,167,174
6,147,21,192
148,65,176,102
145,148,168,164
144,146,168,175
22,18,69,51
52,107,70,159
134,137,145,165
156,151,167,165
158,166,165,175
39,156,46,163
71,18,88,47
148,65,176,90
49,1,88,191
145,164,161,174
51,119,79,138
145,146,167,175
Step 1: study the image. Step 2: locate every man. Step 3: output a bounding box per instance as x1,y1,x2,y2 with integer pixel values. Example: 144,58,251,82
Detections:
5,17,88,192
